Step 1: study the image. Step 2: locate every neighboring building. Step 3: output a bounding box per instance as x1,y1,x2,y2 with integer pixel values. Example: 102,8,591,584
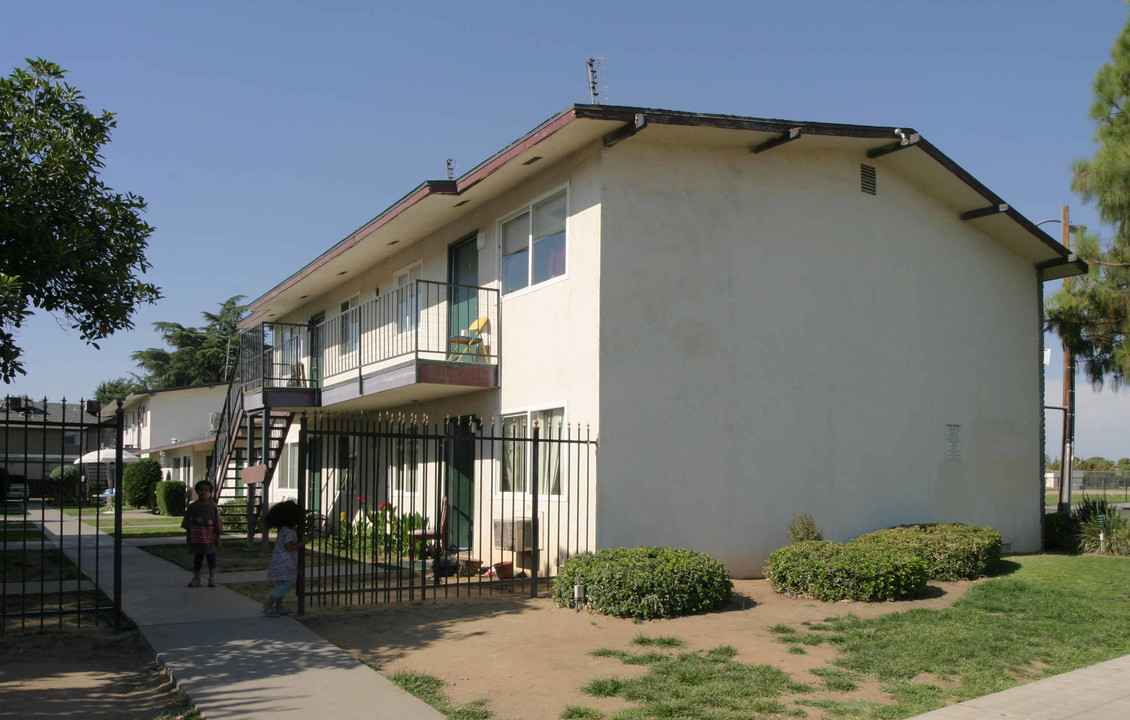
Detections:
113,384,226,492
213,104,1085,577
0,398,105,483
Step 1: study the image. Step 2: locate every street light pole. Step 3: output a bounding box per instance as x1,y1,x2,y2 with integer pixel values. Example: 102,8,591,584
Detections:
1036,207,1083,513
1058,205,1075,514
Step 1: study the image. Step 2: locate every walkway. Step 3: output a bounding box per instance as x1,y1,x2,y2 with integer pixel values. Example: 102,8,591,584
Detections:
35,506,443,720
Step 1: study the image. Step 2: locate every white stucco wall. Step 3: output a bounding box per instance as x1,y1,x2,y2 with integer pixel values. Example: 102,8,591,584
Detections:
146,386,225,449
597,138,1043,577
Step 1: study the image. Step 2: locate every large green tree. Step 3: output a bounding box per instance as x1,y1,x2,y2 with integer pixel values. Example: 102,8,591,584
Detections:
1046,18,1130,388
92,375,143,406
130,295,246,388
0,59,161,382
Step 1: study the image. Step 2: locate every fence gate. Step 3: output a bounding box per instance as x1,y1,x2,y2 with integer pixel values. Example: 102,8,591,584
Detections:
296,413,597,612
0,398,123,634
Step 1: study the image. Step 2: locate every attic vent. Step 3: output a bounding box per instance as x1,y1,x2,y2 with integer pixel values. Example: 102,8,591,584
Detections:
860,164,877,195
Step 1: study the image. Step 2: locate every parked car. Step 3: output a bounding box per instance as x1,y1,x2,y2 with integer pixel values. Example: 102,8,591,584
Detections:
5,482,28,501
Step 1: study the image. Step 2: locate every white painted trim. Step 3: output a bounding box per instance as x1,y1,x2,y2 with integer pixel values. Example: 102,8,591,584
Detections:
497,183,571,298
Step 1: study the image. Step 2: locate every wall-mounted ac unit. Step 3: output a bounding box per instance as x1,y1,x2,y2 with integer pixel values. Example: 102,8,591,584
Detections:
208,411,222,433
493,518,533,551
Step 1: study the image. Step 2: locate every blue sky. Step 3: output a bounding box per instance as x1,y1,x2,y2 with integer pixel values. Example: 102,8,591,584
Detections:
1,1,1127,460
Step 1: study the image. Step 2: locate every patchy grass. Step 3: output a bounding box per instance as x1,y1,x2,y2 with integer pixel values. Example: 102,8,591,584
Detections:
582,642,809,719
0,549,82,582
775,555,1130,718
141,542,273,573
388,669,496,720
2,589,119,631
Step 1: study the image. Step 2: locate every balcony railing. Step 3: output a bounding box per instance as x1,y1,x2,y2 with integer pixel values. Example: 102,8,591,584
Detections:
238,280,499,393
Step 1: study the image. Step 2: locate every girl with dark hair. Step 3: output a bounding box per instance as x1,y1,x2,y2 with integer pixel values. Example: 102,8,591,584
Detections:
262,500,306,616
181,480,221,587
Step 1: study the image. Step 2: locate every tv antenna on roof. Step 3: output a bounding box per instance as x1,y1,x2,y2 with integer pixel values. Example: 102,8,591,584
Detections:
587,57,605,104
446,158,457,180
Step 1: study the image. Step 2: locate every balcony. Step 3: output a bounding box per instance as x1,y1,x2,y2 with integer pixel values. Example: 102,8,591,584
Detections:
238,280,499,412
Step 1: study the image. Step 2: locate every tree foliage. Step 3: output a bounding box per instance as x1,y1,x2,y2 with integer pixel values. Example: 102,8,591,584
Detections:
1046,18,1130,388
130,295,246,388
92,375,142,405
0,59,161,381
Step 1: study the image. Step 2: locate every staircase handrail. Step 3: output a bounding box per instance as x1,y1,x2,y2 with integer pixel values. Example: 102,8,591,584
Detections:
209,343,246,495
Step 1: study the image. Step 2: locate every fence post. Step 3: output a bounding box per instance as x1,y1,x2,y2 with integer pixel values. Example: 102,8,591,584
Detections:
530,422,539,599
113,400,124,633
297,413,307,616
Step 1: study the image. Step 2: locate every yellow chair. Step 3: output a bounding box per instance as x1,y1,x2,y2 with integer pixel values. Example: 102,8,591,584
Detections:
448,316,489,362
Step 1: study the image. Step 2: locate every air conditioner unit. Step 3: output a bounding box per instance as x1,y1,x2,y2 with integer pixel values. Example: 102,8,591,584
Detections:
208,411,222,432
493,518,534,551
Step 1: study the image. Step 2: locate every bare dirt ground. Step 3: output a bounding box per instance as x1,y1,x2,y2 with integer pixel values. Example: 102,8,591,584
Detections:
0,627,193,720
303,578,976,720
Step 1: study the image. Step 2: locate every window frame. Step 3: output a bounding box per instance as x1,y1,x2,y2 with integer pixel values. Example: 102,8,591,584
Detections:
498,186,569,298
338,293,360,356
498,404,566,497
389,435,422,495
394,261,423,335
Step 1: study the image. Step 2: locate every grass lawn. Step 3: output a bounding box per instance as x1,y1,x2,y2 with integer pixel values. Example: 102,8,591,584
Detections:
1044,489,1130,506
141,541,274,573
533,555,1130,720
0,549,82,582
2,589,119,631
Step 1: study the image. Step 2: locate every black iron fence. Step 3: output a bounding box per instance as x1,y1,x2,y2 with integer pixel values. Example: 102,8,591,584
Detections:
295,413,596,612
1,398,123,634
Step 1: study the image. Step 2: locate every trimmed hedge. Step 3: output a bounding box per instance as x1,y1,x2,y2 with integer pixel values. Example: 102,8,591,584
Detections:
219,498,261,533
765,540,927,602
853,523,1001,581
155,481,187,517
1043,512,1080,553
122,458,162,508
554,546,733,620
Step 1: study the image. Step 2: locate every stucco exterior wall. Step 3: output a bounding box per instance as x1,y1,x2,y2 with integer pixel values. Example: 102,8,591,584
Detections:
146,386,224,449
597,138,1042,577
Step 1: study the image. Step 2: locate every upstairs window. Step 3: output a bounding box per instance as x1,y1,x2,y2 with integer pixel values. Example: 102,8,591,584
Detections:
501,190,567,295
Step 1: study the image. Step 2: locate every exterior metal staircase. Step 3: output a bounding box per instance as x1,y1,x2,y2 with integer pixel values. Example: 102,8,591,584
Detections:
209,348,295,538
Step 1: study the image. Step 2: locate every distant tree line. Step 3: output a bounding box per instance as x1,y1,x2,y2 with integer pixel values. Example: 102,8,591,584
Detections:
1047,456,1130,472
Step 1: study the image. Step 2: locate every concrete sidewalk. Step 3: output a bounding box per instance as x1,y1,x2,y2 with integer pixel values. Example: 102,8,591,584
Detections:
34,506,443,720
906,653,1130,719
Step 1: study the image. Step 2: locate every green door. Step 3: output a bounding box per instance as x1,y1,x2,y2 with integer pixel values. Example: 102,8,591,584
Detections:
307,436,322,513
308,312,324,385
447,419,476,551
448,233,478,354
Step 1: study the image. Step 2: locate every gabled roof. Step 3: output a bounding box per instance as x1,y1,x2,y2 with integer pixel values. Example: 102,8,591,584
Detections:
243,104,1086,327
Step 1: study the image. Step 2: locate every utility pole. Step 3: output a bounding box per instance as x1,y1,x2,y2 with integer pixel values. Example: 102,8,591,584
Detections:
1058,205,1076,514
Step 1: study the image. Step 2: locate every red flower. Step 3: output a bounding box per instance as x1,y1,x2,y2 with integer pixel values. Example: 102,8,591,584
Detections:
379,502,388,510
357,495,366,503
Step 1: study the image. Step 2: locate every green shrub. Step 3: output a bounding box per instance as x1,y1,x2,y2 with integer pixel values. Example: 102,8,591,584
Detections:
1073,496,1114,526
155,481,187,517
554,546,733,620
122,458,162,508
1077,506,1130,555
1044,512,1081,553
219,497,261,533
48,465,80,483
853,523,1002,581
786,512,823,543
48,464,81,502
765,540,927,602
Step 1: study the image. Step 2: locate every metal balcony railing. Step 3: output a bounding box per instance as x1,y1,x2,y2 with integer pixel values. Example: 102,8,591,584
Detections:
238,280,499,392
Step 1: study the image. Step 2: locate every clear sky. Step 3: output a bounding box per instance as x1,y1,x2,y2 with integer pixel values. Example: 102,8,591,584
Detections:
2,1,1127,461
